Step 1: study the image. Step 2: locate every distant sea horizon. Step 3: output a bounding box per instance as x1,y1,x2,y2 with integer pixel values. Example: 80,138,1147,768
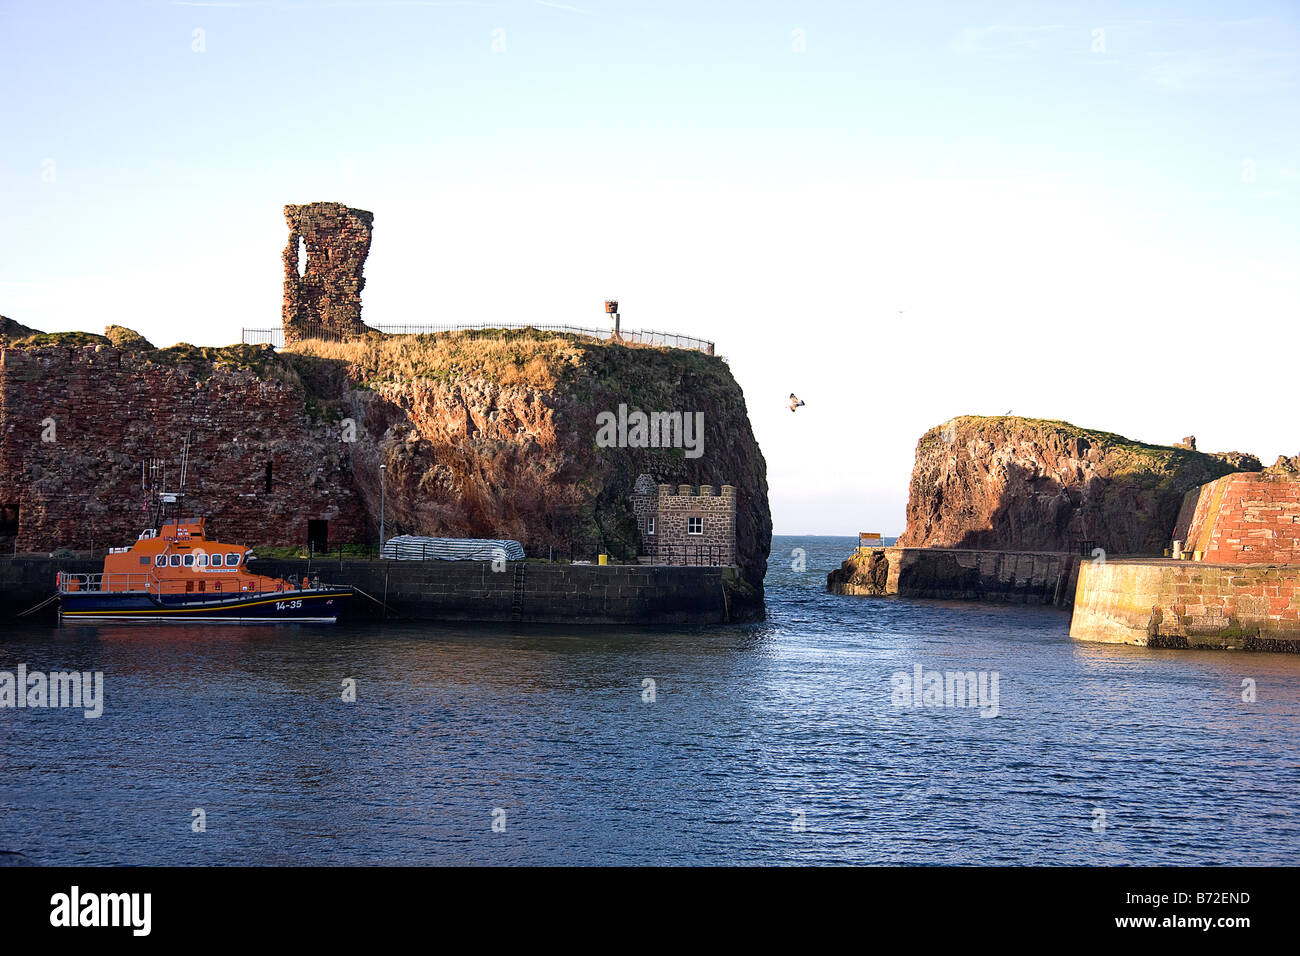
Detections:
772,532,900,542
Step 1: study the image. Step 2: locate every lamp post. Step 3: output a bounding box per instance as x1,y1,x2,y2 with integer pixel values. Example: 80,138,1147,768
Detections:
379,464,386,556
605,299,620,341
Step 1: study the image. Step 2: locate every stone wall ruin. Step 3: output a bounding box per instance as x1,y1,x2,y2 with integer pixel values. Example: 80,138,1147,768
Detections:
282,202,374,344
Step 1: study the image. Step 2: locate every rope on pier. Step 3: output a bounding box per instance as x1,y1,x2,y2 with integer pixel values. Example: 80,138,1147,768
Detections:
16,592,60,617
349,585,393,618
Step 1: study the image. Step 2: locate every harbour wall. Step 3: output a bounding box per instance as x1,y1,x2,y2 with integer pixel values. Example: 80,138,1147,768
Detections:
0,556,747,625
1069,558,1300,652
0,556,99,618
827,547,1080,607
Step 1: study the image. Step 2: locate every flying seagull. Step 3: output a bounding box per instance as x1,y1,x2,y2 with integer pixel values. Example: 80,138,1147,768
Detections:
789,393,805,413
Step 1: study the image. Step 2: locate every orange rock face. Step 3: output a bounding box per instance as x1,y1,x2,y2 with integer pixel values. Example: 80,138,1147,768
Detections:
0,326,772,600
897,417,1247,555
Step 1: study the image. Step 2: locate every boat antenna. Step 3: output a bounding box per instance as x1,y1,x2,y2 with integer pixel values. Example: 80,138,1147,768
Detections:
179,436,190,493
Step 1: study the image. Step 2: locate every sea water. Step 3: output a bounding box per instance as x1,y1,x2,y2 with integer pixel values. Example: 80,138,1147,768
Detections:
1,535,1297,865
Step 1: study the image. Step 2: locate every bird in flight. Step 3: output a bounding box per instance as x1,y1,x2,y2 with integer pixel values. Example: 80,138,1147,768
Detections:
789,393,805,413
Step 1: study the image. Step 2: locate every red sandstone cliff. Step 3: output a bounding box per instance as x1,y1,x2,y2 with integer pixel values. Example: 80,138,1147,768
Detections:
0,326,771,593
305,331,771,590
897,416,1253,554
0,338,371,552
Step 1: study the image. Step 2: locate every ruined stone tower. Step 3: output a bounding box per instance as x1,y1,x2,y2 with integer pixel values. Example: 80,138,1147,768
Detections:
282,202,373,344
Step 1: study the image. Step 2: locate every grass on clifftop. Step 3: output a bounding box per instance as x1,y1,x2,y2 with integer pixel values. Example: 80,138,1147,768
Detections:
924,415,1237,478
7,328,316,392
289,329,587,389
287,328,728,395
8,323,736,422
932,415,1182,455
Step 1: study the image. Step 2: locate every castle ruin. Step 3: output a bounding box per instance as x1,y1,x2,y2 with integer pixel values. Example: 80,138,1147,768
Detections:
282,202,373,344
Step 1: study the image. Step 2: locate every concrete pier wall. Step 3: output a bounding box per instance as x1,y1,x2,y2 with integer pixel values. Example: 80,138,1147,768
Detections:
0,556,746,625
828,547,1080,607
1069,559,1300,652
0,557,98,618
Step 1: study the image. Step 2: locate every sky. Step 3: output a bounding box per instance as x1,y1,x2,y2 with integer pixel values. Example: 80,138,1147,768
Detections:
1,0,1297,535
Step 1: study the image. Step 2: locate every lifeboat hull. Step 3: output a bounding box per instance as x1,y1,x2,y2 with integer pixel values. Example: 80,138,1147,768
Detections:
59,587,351,624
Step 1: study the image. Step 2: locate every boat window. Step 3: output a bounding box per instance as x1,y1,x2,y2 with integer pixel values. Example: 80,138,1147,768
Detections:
211,554,223,567
139,556,150,565
155,554,166,567
195,553,207,567
169,555,181,567
183,554,194,567
226,553,239,566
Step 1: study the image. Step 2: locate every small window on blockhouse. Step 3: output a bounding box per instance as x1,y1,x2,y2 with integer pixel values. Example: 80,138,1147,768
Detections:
687,516,703,535
169,555,181,567
156,554,166,567
647,517,656,535
211,554,223,567
226,553,240,566
183,554,194,567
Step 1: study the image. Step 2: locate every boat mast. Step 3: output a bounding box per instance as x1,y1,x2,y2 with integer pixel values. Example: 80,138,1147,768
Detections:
144,436,191,531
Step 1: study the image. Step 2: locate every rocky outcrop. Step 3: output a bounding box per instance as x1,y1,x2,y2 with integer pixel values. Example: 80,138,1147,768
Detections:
105,325,153,350
1267,454,1300,475
0,326,771,602
897,416,1252,555
0,335,371,554
282,202,373,344
828,545,1080,606
827,548,891,594
299,330,771,594
1209,451,1263,472
0,316,38,341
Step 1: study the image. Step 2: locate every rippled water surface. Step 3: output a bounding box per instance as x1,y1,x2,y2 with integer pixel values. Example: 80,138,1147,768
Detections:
2,535,1298,865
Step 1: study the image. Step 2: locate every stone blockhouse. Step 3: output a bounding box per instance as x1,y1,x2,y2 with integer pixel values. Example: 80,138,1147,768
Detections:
629,473,737,566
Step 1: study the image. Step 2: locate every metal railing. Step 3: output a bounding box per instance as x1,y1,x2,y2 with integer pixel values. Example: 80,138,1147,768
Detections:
644,543,731,567
57,572,162,596
57,570,332,599
242,322,716,355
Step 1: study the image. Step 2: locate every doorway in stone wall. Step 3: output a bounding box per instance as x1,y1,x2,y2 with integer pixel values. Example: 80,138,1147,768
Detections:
0,501,17,553
307,519,329,554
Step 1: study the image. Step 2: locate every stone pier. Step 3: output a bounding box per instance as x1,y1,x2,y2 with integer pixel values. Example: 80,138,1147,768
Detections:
1069,558,1300,651
828,546,1081,607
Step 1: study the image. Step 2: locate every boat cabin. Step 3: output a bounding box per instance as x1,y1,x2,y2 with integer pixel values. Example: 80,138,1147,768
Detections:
73,517,307,596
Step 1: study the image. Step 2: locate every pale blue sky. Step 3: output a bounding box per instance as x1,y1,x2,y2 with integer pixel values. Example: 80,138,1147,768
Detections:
2,1,1297,534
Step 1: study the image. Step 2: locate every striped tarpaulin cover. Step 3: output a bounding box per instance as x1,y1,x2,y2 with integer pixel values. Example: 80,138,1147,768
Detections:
379,535,525,562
